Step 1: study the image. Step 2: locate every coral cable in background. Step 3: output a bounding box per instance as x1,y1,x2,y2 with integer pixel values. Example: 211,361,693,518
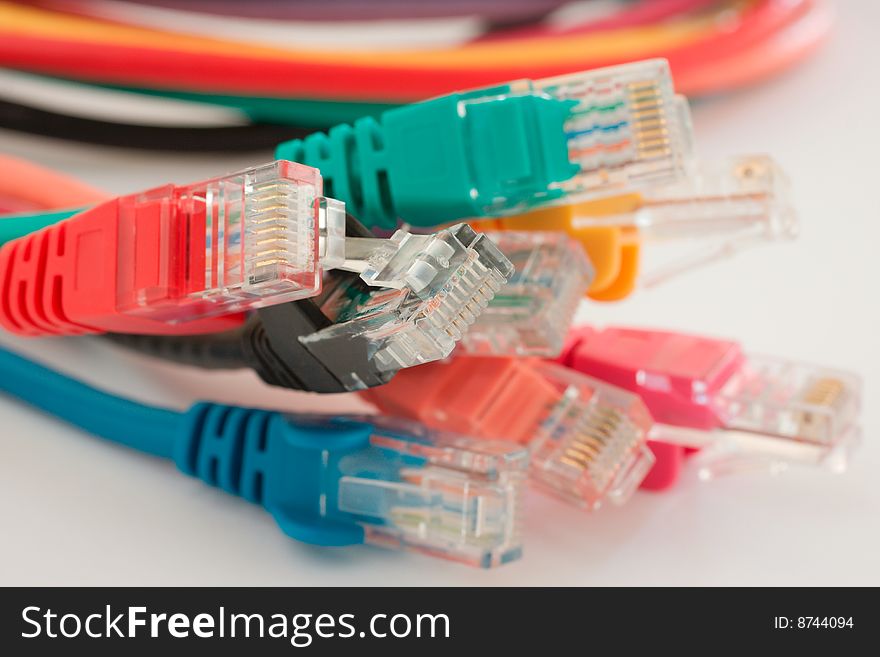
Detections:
0,1,830,102
33,0,717,48
0,97,313,150
0,153,106,211
673,0,833,94
0,1,834,151
0,1,717,66
0,153,103,244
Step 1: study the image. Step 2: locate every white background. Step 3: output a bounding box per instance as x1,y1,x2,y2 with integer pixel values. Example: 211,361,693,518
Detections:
1,3,878,586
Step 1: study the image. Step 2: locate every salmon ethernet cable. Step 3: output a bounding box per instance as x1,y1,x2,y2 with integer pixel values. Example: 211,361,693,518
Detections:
362,358,656,510
364,331,862,497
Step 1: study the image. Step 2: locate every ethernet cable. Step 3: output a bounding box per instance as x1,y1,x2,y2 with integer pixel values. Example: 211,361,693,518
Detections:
558,326,863,488
0,3,828,150
0,153,105,212
103,229,588,384
361,357,657,510
2,63,694,231
420,212,793,365
0,68,394,129
673,0,834,95
0,206,83,247
107,255,512,393
0,1,828,104
97,213,515,393
0,171,514,390
0,97,313,152
478,155,797,300
458,231,594,358
363,333,862,499
0,2,718,92
0,344,527,568
0,154,98,243
0,160,345,336
275,60,693,230
1,0,829,150
5,156,793,365
0,154,792,342
0,160,514,339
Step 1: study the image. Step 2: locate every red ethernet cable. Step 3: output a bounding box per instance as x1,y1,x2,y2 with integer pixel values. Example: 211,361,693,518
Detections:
0,198,241,336
0,160,348,337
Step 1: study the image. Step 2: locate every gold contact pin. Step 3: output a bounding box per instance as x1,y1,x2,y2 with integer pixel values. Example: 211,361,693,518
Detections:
802,378,846,408
253,182,291,192
572,433,605,450
251,194,292,204
253,258,289,268
634,118,669,131
629,108,665,121
637,144,672,156
633,127,670,141
254,238,287,247
564,447,599,465
560,455,589,470
627,82,660,92
249,216,288,226
630,101,663,114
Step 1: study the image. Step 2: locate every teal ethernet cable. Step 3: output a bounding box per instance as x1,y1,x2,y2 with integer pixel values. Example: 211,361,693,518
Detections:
275,59,693,229
1,61,692,243
0,345,527,567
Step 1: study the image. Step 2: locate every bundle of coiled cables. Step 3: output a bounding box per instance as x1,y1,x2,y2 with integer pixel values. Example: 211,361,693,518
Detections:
0,0,834,151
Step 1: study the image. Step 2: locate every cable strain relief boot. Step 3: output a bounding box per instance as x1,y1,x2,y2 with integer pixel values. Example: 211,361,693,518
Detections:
0,220,99,336
382,92,578,226
241,312,312,392
175,402,369,546
244,301,347,393
276,93,578,230
276,116,395,230
104,331,247,370
175,402,275,502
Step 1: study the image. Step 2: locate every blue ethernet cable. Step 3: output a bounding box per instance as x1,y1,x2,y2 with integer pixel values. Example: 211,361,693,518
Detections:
0,346,527,567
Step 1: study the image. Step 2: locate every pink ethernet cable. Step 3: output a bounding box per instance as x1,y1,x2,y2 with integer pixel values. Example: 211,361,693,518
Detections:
558,326,862,488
